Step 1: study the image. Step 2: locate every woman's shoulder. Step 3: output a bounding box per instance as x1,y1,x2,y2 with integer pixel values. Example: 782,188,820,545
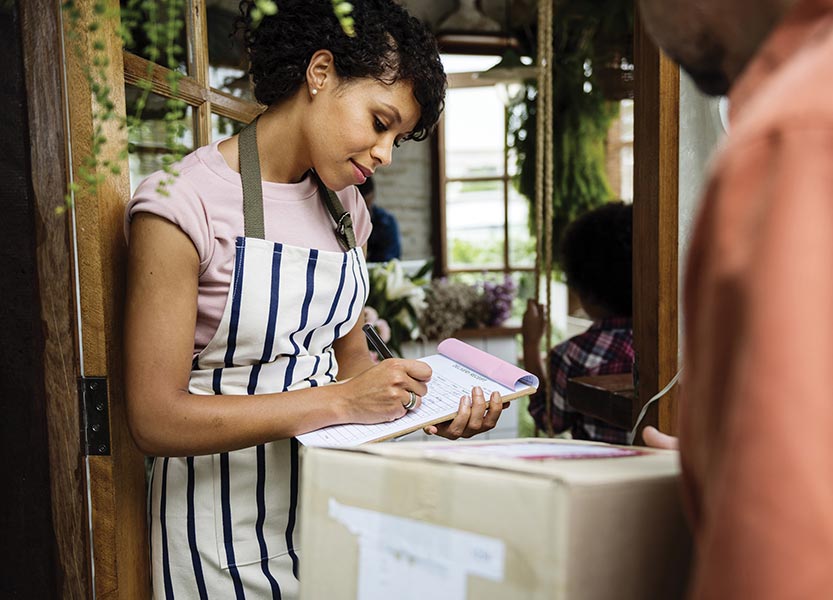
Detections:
126,144,237,270
133,142,233,201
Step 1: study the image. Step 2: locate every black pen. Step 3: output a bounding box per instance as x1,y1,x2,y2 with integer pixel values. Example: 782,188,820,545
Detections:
363,323,395,359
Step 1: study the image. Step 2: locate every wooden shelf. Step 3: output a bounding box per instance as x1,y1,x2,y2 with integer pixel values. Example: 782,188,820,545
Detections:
566,373,635,430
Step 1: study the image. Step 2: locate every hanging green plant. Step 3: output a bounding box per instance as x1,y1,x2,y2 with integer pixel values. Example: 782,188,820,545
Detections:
60,0,355,209
509,0,632,269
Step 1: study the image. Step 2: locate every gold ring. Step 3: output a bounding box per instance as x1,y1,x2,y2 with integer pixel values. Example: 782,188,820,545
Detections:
404,391,417,410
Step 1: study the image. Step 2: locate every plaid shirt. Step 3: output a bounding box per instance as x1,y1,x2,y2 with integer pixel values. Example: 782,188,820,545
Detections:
528,317,634,444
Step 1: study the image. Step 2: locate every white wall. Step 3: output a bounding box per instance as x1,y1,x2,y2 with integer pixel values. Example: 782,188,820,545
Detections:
373,139,434,260
678,71,726,345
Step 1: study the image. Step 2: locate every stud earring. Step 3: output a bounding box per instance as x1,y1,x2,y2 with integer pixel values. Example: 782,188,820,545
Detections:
311,88,318,96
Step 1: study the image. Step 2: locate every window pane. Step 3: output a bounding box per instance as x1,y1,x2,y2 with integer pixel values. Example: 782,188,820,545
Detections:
507,146,519,177
211,112,246,141
619,99,634,142
207,3,254,101
446,180,505,269
620,144,634,202
120,0,188,74
126,86,194,195
508,187,534,268
444,87,505,178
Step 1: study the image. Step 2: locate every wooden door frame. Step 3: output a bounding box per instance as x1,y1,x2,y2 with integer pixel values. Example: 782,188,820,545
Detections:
18,2,681,596
61,0,149,597
0,0,94,596
632,8,680,437
58,1,262,596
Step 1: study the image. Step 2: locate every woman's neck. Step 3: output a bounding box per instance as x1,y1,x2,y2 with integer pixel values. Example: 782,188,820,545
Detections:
218,95,312,184
255,103,312,183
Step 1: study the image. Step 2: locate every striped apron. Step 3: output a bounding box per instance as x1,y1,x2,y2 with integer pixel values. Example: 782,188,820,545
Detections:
149,120,368,599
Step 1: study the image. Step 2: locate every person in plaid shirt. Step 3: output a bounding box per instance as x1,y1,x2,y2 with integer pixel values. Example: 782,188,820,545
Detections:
523,202,633,444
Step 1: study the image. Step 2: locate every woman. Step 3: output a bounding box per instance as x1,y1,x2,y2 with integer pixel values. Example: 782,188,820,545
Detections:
124,1,506,597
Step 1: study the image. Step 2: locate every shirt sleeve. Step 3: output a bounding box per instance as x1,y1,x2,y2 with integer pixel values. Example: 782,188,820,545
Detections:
125,168,215,275
685,127,833,599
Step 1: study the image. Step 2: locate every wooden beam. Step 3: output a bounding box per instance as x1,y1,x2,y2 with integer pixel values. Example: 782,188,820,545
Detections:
632,9,680,439
187,0,212,144
123,50,207,107
432,120,448,277
63,1,150,597
208,87,262,124
19,0,91,596
124,50,261,124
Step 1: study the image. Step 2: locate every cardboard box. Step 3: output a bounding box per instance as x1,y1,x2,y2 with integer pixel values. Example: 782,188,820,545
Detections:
299,438,691,600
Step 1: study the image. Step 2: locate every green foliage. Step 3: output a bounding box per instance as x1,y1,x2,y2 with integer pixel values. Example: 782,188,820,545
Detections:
508,0,632,267
450,237,504,268
60,0,356,212
248,1,354,36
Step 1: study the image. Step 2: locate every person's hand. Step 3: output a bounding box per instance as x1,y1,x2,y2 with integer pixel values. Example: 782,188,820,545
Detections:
522,299,545,348
423,387,508,439
642,426,679,450
341,358,432,424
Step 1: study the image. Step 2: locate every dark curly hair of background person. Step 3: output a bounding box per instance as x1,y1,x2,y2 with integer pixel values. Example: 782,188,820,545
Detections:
561,202,633,318
238,0,446,142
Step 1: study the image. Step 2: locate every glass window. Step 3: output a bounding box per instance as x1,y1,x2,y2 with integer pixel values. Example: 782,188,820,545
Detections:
619,99,634,201
444,87,505,178
207,3,254,101
446,180,505,269
126,86,194,194
440,54,533,277
120,0,188,75
211,112,246,141
508,186,534,267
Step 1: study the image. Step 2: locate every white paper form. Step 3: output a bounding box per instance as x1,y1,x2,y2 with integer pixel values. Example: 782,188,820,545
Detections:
329,499,505,600
297,355,516,447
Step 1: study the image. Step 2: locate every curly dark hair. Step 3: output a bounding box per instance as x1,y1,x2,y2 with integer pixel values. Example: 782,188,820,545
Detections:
561,202,632,318
238,0,446,142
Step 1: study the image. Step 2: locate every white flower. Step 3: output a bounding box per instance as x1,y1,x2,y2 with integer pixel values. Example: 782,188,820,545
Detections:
384,260,407,300
407,286,427,311
364,306,379,324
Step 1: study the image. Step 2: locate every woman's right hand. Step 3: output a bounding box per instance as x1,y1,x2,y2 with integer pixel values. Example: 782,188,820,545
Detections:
340,358,432,424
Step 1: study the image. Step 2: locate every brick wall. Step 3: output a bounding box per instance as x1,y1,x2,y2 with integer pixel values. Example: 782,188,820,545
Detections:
373,139,434,260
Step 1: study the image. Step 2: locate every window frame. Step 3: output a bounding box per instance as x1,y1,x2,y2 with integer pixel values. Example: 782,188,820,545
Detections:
433,45,535,278
122,0,261,151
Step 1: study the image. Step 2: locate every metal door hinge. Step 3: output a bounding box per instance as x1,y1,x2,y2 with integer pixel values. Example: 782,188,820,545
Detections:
79,376,110,456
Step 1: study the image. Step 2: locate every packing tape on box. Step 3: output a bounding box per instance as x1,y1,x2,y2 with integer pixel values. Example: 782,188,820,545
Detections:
329,498,505,600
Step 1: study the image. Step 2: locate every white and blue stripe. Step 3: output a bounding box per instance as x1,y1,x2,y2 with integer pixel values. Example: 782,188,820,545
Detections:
150,237,367,599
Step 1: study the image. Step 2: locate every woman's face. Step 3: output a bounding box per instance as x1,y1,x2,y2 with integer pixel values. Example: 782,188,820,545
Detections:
305,76,421,192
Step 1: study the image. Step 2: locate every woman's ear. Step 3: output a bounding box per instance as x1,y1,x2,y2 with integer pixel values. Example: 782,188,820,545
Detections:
306,49,336,97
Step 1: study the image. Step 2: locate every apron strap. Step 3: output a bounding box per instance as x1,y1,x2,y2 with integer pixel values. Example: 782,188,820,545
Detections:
312,171,357,251
237,118,357,250
238,118,266,239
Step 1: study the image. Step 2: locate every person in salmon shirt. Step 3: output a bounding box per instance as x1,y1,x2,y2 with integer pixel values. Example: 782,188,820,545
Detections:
638,0,833,596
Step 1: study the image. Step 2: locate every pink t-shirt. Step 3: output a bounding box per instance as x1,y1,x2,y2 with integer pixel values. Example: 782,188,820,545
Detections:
125,140,372,355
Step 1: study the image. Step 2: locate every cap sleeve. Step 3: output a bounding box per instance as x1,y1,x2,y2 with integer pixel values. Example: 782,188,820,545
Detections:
125,169,215,275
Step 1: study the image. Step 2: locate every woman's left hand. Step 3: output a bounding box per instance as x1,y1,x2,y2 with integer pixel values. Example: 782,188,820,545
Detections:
423,387,508,439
